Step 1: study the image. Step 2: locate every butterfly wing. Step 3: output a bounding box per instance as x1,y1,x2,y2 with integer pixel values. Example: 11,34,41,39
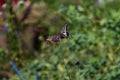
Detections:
60,23,68,34
60,23,70,38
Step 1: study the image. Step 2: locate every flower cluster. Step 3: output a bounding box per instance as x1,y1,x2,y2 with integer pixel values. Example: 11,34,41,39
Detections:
46,36,61,44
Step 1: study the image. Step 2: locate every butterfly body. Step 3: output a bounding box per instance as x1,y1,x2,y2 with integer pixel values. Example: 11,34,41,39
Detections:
60,31,70,38
59,23,71,39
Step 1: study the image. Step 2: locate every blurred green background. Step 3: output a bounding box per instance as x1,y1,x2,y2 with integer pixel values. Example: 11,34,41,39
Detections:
0,0,120,80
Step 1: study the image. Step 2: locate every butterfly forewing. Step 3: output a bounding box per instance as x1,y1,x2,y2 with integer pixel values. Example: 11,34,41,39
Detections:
60,23,68,34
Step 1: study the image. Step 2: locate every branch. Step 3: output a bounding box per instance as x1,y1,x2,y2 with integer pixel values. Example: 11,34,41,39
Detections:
20,1,33,22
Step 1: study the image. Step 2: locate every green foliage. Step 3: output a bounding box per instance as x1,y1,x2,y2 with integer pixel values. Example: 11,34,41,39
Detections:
0,48,8,62
1,0,120,80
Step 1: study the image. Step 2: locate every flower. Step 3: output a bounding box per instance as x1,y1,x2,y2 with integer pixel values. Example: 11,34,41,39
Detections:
0,0,5,11
3,24,9,31
46,39,52,44
51,36,61,42
46,36,61,44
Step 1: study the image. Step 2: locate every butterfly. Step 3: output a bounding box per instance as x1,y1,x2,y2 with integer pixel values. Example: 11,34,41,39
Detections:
59,23,71,39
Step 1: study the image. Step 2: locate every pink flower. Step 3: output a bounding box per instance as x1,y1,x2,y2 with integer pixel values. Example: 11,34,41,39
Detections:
0,0,5,11
46,39,52,44
46,36,61,44
51,36,61,42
